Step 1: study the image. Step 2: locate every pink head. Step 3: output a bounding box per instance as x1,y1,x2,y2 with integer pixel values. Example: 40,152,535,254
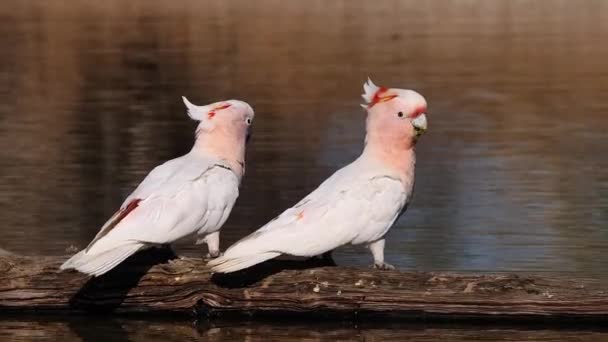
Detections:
182,96,254,176
361,78,428,151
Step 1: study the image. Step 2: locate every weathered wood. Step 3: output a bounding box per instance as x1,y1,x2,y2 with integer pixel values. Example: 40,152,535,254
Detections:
1,249,607,322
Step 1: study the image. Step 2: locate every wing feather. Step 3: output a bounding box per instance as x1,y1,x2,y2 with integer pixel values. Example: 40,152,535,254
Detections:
85,198,142,252
84,154,230,255
213,165,406,266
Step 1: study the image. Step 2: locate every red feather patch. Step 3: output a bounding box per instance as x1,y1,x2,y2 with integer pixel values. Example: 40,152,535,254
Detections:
370,87,397,108
85,198,142,251
115,198,142,224
410,106,427,119
207,103,231,119
215,103,232,110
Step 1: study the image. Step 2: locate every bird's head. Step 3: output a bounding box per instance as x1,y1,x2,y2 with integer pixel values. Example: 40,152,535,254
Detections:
361,78,428,149
182,96,254,143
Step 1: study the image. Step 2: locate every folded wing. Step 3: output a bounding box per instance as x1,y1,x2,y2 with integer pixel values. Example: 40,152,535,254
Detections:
209,167,406,273
61,154,233,276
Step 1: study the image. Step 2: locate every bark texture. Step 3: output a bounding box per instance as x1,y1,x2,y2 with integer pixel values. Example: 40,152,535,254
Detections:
1,250,606,322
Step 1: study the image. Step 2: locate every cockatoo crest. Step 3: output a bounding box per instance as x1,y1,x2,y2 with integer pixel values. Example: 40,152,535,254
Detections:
361,78,398,109
182,96,233,121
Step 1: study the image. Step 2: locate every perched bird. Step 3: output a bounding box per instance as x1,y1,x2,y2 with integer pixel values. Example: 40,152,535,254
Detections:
209,79,427,273
60,97,254,276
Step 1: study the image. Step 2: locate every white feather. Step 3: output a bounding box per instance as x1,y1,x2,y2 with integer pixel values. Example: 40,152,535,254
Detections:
361,77,380,104
61,243,143,277
61,152,240,276
209,252,280,273
182,96,211,121
209,156,411,273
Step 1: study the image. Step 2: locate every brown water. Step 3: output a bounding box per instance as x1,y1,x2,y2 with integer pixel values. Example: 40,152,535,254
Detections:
2,317,608,342
1,0,607,340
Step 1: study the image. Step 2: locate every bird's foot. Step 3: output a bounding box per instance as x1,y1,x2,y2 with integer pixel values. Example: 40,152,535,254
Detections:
306,252,336,267
372,262,395,271
204,251,223,260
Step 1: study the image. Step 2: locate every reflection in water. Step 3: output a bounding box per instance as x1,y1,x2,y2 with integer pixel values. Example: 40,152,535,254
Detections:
1,0,608,281
1,317,608,342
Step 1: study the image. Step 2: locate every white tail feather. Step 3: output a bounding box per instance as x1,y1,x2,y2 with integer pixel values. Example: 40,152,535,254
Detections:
60,243,144,277
209,252,280,273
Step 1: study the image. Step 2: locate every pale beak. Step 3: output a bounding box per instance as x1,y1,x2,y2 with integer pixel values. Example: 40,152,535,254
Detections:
412,113,428,137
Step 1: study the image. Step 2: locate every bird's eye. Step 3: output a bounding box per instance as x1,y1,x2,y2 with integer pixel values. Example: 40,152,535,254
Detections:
245,118,252,125
397,112,404,118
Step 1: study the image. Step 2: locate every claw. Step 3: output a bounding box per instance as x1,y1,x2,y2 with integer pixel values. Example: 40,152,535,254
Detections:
205,251,223,260
373,262,395,271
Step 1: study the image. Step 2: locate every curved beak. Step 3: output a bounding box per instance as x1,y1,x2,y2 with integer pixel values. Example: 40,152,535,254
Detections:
412,113,428,138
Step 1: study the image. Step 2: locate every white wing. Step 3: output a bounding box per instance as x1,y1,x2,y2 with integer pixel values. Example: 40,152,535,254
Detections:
122,154,212,205
209,159,407,272
84,153,239,255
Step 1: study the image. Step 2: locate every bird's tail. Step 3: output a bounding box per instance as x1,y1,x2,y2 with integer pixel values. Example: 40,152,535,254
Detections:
208,251,280,273
60,243,143,277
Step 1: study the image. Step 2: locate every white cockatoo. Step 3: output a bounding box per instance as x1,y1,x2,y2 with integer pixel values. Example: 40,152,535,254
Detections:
60,97,255,276
209,79,428,273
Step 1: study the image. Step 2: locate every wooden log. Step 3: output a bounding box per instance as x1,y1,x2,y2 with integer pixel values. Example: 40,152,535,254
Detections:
1,249,607,322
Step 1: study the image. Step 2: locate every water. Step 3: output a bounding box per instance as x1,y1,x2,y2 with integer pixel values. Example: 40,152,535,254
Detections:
1,0,607,340
2,317,608,342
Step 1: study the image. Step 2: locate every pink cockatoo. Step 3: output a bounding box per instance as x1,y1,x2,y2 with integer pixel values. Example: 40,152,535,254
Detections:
209,79,427,273
60,97,254,276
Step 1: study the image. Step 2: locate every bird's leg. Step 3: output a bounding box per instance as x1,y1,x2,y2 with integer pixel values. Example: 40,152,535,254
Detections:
368,239,394,270
305,250,336,266
320,251,336,266
157,243,177,257
200,231,222,259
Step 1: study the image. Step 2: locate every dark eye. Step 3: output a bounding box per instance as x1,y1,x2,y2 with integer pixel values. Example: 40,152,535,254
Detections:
246,118,252,125
397,112,404,118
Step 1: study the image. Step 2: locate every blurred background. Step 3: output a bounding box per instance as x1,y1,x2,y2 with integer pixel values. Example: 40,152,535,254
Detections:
1,0,608,276
1,0,608,340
